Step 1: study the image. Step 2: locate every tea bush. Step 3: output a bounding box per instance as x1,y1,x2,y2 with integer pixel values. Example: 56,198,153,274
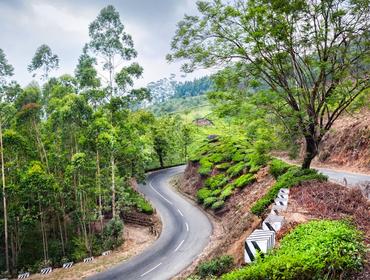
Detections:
205,174,229,189
198,255,234,278
269,159,292,179
251,167,327,216
211,200,225,210
234,174,256,188
197,188,212,202
203,196,218,207
222,220,366,280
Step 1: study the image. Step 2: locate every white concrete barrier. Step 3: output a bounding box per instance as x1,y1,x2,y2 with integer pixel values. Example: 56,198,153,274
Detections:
17,273,30,279
102,250,111,256
40,267,52,274
83,257,94,263
279,188,290,194
262,214,285,232
62,262,73,269
270,204,287,215
244,229,275,263
275,197,288,206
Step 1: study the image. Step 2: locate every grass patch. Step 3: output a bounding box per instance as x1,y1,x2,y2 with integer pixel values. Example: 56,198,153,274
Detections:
222,220,366,280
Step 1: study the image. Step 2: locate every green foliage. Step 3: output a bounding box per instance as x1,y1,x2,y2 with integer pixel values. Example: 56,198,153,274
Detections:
197,255,234,278
28,44,59,80
198,158,213,175
251,167,328,216
102,218,124,250
234,174,256,188
269,159,292,179
216,162,231,170
222,220,366,280
203,196,218,208
211,189,222,197
220,186,234,200
205,174,228,189
211,200,225,210
226,161,246,177
197,188,212,203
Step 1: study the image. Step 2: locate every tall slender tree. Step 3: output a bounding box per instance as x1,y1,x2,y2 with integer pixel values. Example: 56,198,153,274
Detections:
0,48,14,274
28,44,59,81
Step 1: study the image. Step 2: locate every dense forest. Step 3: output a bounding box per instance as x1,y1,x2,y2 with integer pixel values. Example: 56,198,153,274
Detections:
0,6,192,276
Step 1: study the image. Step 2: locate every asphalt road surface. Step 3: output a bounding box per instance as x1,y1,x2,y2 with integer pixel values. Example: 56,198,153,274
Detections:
89,166,212,280
317,167,370,186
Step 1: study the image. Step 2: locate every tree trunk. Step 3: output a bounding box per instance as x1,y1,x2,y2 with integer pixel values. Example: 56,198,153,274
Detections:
159,153,164,168
302,134,318,169
111,154,116,218
96,150,103,228
0,121,10,273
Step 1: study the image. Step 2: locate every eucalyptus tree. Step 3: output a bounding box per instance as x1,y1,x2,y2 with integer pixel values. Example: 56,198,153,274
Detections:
168,0,370,168
86,5,148,217
28,44,59,81
0,48,14,273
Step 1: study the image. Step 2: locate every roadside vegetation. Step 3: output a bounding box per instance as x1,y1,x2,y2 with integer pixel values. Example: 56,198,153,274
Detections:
222,220,366,280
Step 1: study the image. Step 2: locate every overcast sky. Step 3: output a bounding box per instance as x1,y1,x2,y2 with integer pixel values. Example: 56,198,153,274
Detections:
0,0,210,87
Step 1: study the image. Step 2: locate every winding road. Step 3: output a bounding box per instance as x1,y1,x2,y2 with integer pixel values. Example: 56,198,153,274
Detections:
89,166,212,280
88,164,370,280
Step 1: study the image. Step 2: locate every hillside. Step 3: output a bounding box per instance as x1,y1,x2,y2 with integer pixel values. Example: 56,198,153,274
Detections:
315,110,370,173
174,136,369,280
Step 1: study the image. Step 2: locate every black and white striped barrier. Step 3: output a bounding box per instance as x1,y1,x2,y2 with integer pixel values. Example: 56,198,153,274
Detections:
83,257,94,263
244,229,275,263
262,214,285,232
102,250,111,256
277,193,289,199
279,188,289,194
270,205,287,215
63,262,73,269
40,267,52,274
274,197,288,207
17,273,30,279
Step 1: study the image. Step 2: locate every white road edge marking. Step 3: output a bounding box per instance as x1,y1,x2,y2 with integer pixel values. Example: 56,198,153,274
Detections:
149,181,173,205
177,209,184,216
185,222,189,232
140,263,162,277
174,239,185,252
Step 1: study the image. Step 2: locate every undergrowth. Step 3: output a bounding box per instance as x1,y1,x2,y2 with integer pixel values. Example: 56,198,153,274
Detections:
221,220,366,280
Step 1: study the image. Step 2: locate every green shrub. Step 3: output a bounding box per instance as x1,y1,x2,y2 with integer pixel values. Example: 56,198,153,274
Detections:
205,174,229,189
211,188,222,196
234,174,256,188
269,159,292,178
208,153,225,163
135,197,154,214
222,220,366,280
198,255,234,278
216,162,232,170
203,196,218,207
199,158,213,175
197,188,212,203
232,151,246,162
102,218,124,250
220,186,234,200
251,167,327,216
226,162,246,177
211,200,225,210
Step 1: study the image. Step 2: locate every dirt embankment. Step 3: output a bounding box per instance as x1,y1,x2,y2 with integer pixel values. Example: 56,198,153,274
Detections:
276,110,370,174
173,162,275,278
316,111,370,173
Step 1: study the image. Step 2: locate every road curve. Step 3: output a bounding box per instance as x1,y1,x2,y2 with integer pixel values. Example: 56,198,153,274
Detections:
317,167,370,186
89,166,212,280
